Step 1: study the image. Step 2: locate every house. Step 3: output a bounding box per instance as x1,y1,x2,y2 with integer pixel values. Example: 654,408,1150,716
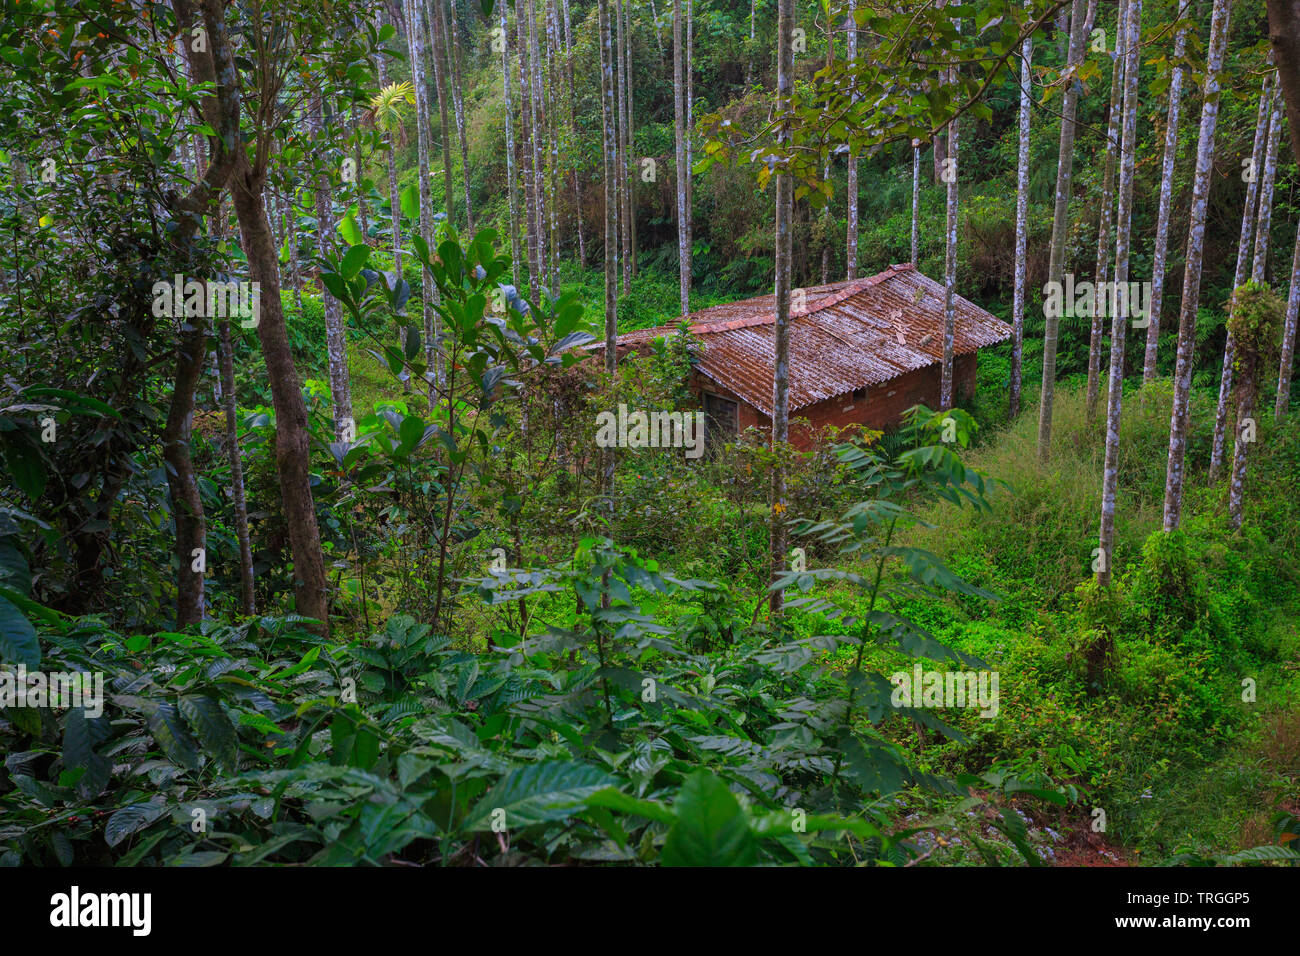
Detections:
597,264,1013,450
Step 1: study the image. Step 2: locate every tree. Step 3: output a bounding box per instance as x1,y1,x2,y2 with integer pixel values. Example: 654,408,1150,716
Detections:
369,80,416,277
500,8,522,285
940,66,959,410
1095,0,1141,587
446,0,474,231
1086,0,1125,424
426,0,457,227
1010,4,1031,418
769,0,794,615
1163,0,1231,533
1277,220,1300,420
1143,4,1188,383
1227,283,1285,529
615,0,631,292
846,0,859,278
310,91,354,440
402,0,441,394
1212,83,1283,480
1266,0,1300,168
1036,0,1093,462
673,0,690,318
198,0,348,628
597,0,618,507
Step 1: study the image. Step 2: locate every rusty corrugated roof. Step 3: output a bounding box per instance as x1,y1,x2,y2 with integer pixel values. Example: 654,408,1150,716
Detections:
596,264,1012,416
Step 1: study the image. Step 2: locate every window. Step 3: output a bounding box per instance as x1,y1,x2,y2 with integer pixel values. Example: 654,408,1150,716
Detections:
704,392,739,444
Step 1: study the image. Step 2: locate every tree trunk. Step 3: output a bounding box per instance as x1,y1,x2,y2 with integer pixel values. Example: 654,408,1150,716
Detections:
1212,84,1283,479
673,0,690,317
1266,0,1300,169
162,305,208,627
447,0,474,231
598,0,617,501
426,0,457,227
769,0,793,616
1163,0,1231,532
218,315,256,615
619,0,635,286
230,168,332,628
940,104,959,410
846,0,859,278
378,18,405,277
1229,356,1261,530
615,0,629,293
518,6,540,291
312,92,354,439
1096,0,1141,587
910,144,920,266
1036,0,1091,462
525,0,550,294
685,0,694,245
502,5,522,285
1277,219,1300,420
1011,15,1031,418
285,191,303,313
1144,9,1188,383
1087,0,1125,423
405,0,441,393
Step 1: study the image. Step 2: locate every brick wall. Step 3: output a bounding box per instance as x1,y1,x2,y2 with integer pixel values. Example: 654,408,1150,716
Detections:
692,353,978,451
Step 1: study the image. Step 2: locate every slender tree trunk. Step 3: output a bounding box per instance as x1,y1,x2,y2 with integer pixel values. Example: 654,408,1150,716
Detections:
1097,0,1142,587
502,6,522,285
1212,84,1283,479
405,0,440,392
229,167,332,628
526,0,550,294
312,92,354,439
673,0,690,317
1144,10,1188,383
378,20,405,276
1011,16,1031,418
518,6,540,291
1163,0,1231,532
685,0,693,244
218,314,255,615
561,0,587,269
1277,219,1300,419
447,0,473,230
425,0,456,226
285,191,303,313
1229,353,1262,530
598,0,617,501
615,0,630,293
910,144,920,266
1087,0,1126,423
620,0,635,285
545,0,560,291
163,305,208,627
846,0,859,278
1037,0,1091,462
352,103,369,243
941,104,959,410
769,0,794,616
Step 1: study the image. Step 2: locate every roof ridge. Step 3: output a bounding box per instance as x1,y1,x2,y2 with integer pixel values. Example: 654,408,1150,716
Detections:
684,263,915,336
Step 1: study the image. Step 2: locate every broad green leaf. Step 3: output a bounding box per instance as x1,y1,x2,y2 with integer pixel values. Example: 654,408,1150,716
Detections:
0,593,39,668
661,771,759,867
462,761,616,831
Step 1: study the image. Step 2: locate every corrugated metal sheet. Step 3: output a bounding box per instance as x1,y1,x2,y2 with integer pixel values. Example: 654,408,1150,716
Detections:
599,264,1012,416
